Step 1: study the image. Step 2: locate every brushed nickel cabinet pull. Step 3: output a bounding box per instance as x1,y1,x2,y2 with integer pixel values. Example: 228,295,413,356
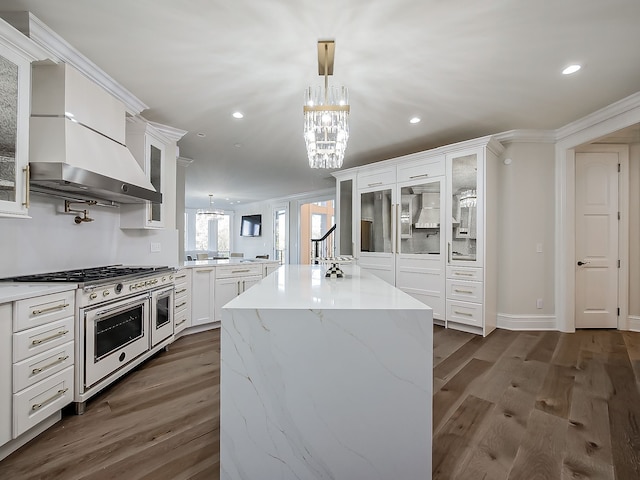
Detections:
31,330,69,345
454,272,473,277
367,182,383,187
23,164,30,207
32,303,70,316
409,173,429,179
175,318,187,327
176,288,187,294
453,310,473,317
32,355,70,375
232,269,250,274
454,289,474,294
175,301,187,309
31,388,69,411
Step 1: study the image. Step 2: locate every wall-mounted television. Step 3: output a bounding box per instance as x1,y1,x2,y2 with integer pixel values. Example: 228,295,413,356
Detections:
240,214,262,237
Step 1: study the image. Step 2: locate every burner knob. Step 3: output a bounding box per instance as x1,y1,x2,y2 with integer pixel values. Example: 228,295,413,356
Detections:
169,275,174,280
162,276,166,282
89,293,98,300
103,290,110,297
115,283,123,294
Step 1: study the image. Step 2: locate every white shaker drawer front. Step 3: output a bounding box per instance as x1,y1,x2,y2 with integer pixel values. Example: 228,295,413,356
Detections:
13,316,74,363
174,312,189,334
13,340,75,392
396,155,445,183
447,301,483,328
14,290,75,332
357,165,396,188
446,279,484,303
447,266,482,282
216,264,262,279
13,366,74,438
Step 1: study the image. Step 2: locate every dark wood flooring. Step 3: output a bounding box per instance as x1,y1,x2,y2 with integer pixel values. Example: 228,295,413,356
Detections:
1,327,639,479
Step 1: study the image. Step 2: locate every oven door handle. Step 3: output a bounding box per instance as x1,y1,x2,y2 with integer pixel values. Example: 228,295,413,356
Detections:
94,298,148,318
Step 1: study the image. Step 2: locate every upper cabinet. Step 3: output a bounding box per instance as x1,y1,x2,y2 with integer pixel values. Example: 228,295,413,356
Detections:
0,18,48,218
120,118,170,229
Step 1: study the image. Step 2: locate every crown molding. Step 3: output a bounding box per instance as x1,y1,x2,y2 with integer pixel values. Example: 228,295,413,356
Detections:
493,129,557,144
147,120,188,142
1,11,148,115
556,91,640,141
0,15,49,61
177,157,194,167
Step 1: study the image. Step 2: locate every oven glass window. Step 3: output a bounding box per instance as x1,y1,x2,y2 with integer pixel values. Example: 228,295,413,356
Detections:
156,294,170,329
95,304,144,359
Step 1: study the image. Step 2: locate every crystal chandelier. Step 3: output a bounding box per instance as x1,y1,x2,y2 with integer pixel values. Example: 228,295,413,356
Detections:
303,40,350,169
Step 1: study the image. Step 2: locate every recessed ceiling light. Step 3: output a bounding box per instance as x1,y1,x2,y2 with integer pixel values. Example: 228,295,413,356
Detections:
234,143,242,148
197,132,206,137
562,64,581,75
232,112,244,119
409,117,421,124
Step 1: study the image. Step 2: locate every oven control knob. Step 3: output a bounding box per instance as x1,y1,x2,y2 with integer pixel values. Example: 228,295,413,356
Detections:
115,283,123,294
170,275,174,280
103,290,110,297
162,276,166,282
153,279,158,284
89,293,98,300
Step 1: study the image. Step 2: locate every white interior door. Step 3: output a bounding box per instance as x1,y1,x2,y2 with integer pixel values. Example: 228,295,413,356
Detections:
575,151,619,328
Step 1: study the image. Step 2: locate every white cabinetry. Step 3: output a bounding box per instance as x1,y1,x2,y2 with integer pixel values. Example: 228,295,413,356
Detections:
0,19,47,218
11,290,75,438
263,262,280,277
120,118,169,229
336,136,503,336
214,264,262,322
0,303,11,447
191,267,215,326
174,268,192,335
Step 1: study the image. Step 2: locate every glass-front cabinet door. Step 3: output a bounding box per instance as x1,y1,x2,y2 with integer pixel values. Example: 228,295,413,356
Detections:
358,185,396,285
0,35,32,217
398,178,443,255
446,149,483,266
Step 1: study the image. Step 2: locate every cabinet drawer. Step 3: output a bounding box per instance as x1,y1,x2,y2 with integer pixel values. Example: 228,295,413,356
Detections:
216,264,262,279
446,279,483,303
174,312,189,334
357,166,396,188
13,316,74,363
14,290,75,332
13,366,74,438
174,295,189,313
447,266,482,282
397,155,445,182
447,300,483,327
13,340,75,392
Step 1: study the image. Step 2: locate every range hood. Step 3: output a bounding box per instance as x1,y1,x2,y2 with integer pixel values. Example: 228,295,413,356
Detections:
414,193,439,229
28,63,161,204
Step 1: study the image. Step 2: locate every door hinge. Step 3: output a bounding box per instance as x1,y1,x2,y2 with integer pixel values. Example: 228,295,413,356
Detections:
618,212,621,220
617,307,620,316
618,259,621,268
618,163,621,173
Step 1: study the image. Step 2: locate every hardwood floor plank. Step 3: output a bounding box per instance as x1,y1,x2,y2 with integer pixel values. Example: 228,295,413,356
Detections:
507,409,568,480
433,327,475,368
535,364,576,419
622,331,640,386
551,331,584,368
526,331,561,363
433,358,493,434
432,394,494,480
433,335,484,382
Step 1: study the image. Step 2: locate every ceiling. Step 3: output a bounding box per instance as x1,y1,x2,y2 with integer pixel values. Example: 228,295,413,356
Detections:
1,1,639,209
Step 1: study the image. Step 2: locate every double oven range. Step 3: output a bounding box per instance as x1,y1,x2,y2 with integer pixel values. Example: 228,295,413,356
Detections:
7,265,175,414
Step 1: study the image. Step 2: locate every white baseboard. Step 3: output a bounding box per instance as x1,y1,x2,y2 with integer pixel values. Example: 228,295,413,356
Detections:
627,315,640,332
497,313,557,331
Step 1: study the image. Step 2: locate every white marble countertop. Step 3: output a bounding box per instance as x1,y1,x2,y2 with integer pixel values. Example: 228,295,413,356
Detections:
225,264,430,310
182,258,278,268
0,283,78,304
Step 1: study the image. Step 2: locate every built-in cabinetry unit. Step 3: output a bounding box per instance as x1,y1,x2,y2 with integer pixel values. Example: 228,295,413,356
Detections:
334,136,503,336
1,288,76,461
120,118,169,228
0,18,48,218
214,264,263,323
191,266,216,327
174,267,192,335
263,262,280,277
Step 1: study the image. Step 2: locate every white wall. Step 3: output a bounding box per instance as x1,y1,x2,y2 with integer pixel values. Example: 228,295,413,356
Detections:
497,142,556,322
627,142,640,317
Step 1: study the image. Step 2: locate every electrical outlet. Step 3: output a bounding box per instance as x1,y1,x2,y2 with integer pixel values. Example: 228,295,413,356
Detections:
536,298,543,309
150,242,161,253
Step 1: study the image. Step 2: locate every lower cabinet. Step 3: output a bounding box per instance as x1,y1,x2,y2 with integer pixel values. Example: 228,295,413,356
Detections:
174,268,192,335
1,303,11,447
191,267,215,326
214,264,262,322
1,289,76,459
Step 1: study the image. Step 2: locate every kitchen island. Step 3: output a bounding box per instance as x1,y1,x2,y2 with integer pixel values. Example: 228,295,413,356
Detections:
220,264,433,480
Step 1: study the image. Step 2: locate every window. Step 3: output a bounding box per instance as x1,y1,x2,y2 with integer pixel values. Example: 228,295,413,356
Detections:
195,213,231,255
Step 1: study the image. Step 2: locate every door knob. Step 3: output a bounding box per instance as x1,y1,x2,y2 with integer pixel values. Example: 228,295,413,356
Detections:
577,261,589,266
